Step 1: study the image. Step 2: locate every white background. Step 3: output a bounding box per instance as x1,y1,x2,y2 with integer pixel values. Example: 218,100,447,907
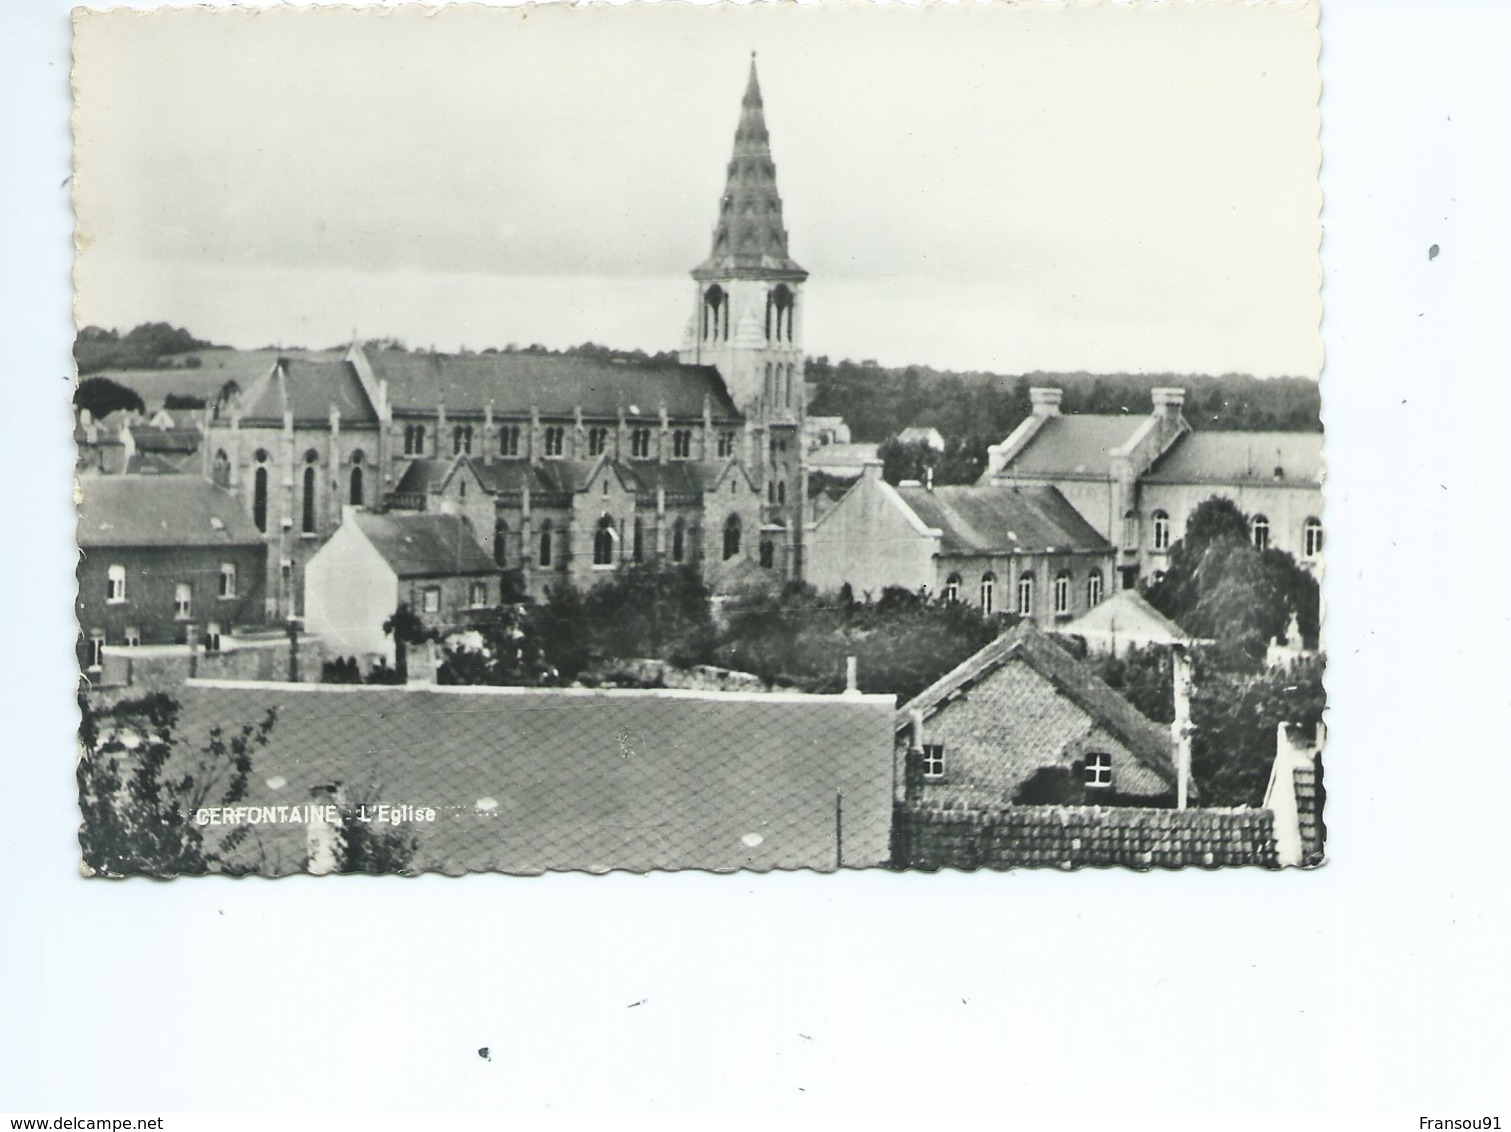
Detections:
2,0,1508,1117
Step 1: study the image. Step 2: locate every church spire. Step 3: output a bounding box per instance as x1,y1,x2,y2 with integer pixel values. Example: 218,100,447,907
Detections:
693,54,807,282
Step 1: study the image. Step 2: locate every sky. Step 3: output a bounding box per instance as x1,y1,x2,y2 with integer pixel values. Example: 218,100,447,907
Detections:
72,1,1322,377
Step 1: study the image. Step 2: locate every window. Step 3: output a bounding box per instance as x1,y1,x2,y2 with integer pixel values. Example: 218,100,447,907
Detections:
469,582,489,608
174,583,193,620
631,428,652,459
1122,509,1138,549
722,514,742,560
593,516,617,566
1084,752,1113,790
717,430,736,458
702,284,727,341
943,573,962,603
633,518,644,563
86,633,105,671
106,564,126,604
980,572,996,615
404,424,426,456
493,519,509,567
280,558,293,602
253,465,268,533
588,427,609,457
421,587,441,614
538,522,553,567
544,426,565,458
672,429,692,459
1152,510,1171,551
922,743,945,779
458,478,467,501
302,450,319,535
212,449,230,487
349,465,364,507
776,481,786,506
205,623,222,653
499,425,521,457
452,425,473,456
1252,514,1270,550
766,284,795,343
1016,573,1034,617
1054,571,1070,615
1087,569,1104,608
122,626,140,649
672,519,686,563
218,563,237,599
1304,517,1323,557
759,539,775,568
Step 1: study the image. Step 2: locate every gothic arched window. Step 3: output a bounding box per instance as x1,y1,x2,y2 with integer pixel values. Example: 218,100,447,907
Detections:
943,573,962,603
1087,569,1104,608
493,519,509,567
593,516,617,566
980,571,996,615
1054,571,1071,615
301,450,319,534
1252,514,1270,550
349,450,365,507
1304,517,1323,557
703,285,727,342
252,451,269,533
722,514,742,561
759,539,775,568
672,518,687,563
1152,510,1171,551
1016,572,1034,617
538,521,553,568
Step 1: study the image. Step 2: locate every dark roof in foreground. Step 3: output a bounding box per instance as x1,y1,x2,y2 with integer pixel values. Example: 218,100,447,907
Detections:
897,802,1278,870
896,621,1178,790
352,511,497,578
77,476,263,548
894,484,1112,556
159,680,895,875
363,350,742,422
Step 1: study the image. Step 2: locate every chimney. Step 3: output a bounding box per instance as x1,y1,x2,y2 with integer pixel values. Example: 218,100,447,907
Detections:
1029,388,1063,418
843,655,860,696
1151,387,1186,421
306,783,345,875
1171,645,1193,810
924,466,934,492
903,709,927,804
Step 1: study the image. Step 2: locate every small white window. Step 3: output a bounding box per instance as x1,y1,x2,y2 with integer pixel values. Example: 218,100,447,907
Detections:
422,587,441,614
219,563,237,599
1304,517,1323,557
980,572,996,615
544,426,565,458
469,581,488,608
1054,572,1070,615
1087,570,1104,608
106,564,126,604
922,743,945,779
672,429,692,459
205,623,222,653
123,626,141,648
86,633,105,670
1152,510,1171,551
943,573,962,603
1085,752,1113,789
1016,574,1034,617
631,428,652,459
174,583,193,620
1252,514,1270,550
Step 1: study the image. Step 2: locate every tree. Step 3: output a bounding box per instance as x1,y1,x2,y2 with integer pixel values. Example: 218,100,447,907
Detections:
437,599,554,687
382,601,435,684
77,692,277,876
1143,496,1320,666
74,376,145,419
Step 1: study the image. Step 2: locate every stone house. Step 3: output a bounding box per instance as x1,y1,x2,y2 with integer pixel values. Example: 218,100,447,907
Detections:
893,621,1183,808
76,476,267,672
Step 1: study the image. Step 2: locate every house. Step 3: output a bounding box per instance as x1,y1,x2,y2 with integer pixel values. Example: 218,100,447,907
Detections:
806,461,1115,627
1058,588,1193,657
161,678,896,874
893,621,1183,808
303,508,500,668
76,476,267,673
981,387,1323,588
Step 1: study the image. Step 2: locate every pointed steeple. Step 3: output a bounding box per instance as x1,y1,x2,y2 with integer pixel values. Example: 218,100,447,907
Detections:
693,54,807,282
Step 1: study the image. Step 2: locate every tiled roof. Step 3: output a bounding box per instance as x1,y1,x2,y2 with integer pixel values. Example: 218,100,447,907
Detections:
896,621,1178,790
1004,415,1144,477
238,358,379,426
77,476,263,548
155,680,894,874
352,511,497,578
1142,431,1324,486
894,484,1111,556
363,350,742,422
898,802,1278,870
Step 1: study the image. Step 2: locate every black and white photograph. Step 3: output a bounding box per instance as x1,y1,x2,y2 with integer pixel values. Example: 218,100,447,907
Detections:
68,0,1326,876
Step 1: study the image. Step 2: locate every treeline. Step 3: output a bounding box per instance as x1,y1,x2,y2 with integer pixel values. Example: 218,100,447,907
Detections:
805,357,1322,445
75,323,219,376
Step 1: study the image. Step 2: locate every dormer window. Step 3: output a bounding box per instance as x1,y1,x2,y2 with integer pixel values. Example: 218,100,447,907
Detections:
922,743,945,779
499,425,521,458
1084,753,1113,790
588,427,609,457
631,429,652,459
672,429,692,459
544,426,565,458
717,430,736,458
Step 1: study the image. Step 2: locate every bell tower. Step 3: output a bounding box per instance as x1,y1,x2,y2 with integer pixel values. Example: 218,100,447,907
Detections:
681,54,808,578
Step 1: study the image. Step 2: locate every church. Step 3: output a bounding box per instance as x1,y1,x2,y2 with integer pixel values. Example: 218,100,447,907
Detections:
195,58,809,619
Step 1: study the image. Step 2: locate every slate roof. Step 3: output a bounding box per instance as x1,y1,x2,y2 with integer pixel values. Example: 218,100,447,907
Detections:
391,459,452,499
363,351,742,422
899,802,1278,870
896,621,1178,790
448,456,732,499
894,484,1111,556
352,511,497,578
238,358,379,427
89,349,337,412
1004,415,1144,477
77,476,263,548
154,680,894,875
1142,431,1324,486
